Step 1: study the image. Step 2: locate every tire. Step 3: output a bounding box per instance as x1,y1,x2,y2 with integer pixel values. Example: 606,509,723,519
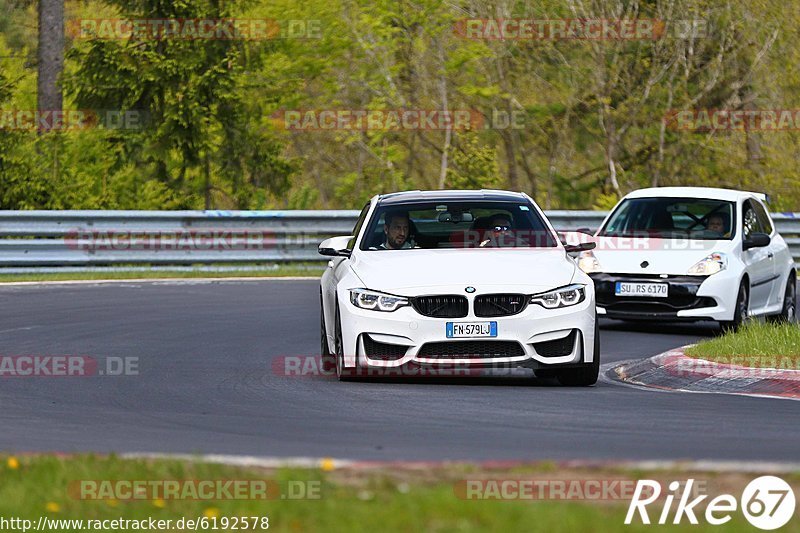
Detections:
721,280,748,332
320,294,335,375
555,320,600,387
333,303,354,381
320,294,331,357
768,274,796,324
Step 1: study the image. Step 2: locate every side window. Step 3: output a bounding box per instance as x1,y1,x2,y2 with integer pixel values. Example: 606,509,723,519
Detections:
742,200,763,239
751,200,774,235
347,203,371,250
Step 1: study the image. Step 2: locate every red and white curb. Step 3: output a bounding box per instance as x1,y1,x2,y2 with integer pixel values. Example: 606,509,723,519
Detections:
608,348,800,401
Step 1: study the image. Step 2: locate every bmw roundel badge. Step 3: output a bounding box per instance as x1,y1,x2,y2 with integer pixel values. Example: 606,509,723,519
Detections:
465,286,476,293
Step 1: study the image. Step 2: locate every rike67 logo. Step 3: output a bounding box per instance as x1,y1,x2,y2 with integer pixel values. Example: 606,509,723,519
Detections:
626,476,795,530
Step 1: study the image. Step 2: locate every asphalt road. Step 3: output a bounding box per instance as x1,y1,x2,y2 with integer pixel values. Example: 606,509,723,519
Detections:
0,279,797,462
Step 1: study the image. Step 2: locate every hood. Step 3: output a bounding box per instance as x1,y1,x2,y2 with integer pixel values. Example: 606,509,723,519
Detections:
592,237,735,275
349,248,576,295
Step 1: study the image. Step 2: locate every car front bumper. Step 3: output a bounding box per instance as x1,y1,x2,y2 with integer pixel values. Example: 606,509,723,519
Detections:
591,271,738,321
336,288,597,372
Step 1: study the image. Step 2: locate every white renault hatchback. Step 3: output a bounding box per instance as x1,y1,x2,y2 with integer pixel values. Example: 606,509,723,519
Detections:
579,187,795,328
319,190,599,385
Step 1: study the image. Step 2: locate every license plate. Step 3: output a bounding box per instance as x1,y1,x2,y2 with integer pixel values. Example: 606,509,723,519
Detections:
446,322,497,338
615,282,669,298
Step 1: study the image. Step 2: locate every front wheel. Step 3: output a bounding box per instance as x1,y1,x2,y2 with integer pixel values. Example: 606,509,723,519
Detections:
555,321,600,386
320,295,331,357
720,281,748,332
320,294,336,375
334,304,355,381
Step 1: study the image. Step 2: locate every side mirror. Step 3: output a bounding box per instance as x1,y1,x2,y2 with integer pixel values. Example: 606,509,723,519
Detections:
319,236,353,257
742,232,770,251
564,242,597,253
560,231,597,254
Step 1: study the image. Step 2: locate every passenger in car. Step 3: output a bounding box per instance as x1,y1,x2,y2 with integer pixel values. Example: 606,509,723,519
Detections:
704,214,728,236
479,213,514,247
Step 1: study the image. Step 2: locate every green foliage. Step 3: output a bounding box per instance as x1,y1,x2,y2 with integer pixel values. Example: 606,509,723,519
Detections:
592,193,620,211
287,182,320,210
61,0,296,209
1,0,800,210
446,133,501,190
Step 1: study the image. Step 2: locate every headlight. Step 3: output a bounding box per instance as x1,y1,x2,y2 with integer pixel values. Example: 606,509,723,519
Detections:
687,252,727,276
349,288,409,312
530,284,586,309
577,250,602,273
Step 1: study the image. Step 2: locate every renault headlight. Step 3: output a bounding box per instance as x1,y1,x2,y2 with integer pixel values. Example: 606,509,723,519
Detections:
577,250,602,274
687,252,727,276
349,288,409,312
530,284,586,309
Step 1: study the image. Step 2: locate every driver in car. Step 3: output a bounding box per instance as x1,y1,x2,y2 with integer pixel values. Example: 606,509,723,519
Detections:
378,211,416,250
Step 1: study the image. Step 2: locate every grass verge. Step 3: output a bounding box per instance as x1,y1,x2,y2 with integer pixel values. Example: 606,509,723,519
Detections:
685,320,800,368
1,454,798,532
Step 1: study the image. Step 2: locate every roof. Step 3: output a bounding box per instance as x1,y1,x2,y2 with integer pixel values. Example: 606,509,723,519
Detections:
624,187,767,202
377,189,526,205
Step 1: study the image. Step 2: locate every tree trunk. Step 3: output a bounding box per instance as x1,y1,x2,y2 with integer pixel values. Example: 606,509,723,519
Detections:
604,119,621,195
654,66,677,187
204,154,212,210
437,40,450,189
501,129,519,190
37,0,64,131
742,89,763,171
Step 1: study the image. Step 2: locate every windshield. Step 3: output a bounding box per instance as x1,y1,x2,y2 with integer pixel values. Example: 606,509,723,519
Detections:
359,201,558,251
599,197,736,240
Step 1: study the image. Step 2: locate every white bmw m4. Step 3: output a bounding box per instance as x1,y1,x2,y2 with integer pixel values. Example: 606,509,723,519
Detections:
318,190,599,385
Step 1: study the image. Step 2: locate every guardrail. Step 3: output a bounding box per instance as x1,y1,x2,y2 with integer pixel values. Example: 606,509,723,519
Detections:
773,215,800,267
0,210,796,267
